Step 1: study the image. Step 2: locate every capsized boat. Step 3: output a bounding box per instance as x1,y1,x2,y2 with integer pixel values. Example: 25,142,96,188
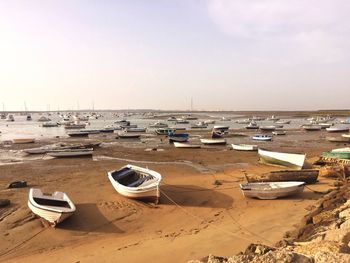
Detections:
240,181,305,199
231,144,258,151
258,148,306,170
107,165,162,204
245,169,319,184
28,188,76,226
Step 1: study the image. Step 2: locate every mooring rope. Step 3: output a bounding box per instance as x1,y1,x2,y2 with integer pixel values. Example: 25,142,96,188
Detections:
160,189,275,246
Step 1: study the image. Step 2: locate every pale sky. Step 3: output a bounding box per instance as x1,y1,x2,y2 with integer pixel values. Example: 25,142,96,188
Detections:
0,0,349,111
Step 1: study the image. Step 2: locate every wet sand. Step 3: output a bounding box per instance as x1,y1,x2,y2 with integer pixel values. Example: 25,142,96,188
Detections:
0,128,342,262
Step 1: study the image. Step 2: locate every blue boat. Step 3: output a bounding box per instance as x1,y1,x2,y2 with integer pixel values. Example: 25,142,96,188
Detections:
168,133,189,143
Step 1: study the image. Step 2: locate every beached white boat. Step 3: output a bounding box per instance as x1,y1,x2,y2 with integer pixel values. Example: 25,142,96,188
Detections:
239,181,305,200
117,132,141,139
47,148,93,158
331,147,350,153
28,188,76,226
200,138,226,145
274,120,291,124
326,127,349,133
302,125,321,131
342,134,350,138
258,148,306,170
231,144,257,151
12,138,35,144
213,125,229,132
272,131,286,136
173,142,201,148
107,165,162,203
252,134,272,141
149,122,168,128
245,122,259,129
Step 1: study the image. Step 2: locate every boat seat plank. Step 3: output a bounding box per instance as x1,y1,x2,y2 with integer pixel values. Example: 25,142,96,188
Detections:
127,175,153,187
33,197,71,208
112,168,136,181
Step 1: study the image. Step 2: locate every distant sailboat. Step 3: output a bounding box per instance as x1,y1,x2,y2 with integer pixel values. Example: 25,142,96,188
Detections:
24,102,32,121
1,102,6,119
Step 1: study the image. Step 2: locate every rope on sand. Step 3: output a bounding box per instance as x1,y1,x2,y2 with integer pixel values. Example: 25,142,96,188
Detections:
160,189,275,246
0,227,47,258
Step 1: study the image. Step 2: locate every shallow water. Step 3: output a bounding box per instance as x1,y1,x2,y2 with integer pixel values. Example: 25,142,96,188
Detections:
0,112,312,141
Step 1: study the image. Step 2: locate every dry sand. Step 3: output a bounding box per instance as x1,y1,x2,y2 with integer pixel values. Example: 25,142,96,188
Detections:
0,129,341,262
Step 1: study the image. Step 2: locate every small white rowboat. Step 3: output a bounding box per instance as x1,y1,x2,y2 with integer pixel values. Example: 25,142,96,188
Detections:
173,142,201,148
28,188,76,226
258,148,305,170
200,138,226,145
107,165,162,204
231,144,257,151
240,181,305,199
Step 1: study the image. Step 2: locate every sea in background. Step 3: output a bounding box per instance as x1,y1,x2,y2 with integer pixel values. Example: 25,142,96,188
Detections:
0,111,317,141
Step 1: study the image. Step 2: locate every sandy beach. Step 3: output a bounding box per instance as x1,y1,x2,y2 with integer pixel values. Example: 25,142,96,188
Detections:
0,125,342,263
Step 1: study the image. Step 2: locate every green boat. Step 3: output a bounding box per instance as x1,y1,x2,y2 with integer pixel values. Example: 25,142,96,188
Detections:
322,151,350,159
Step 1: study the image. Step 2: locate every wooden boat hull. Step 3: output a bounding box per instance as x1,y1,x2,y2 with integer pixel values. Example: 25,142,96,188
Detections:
258,148,305,170
240,182,305,199
245,169,319,184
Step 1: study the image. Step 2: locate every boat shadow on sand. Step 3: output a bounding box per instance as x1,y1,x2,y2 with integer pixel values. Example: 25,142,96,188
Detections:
57,203,124,234
159,184,233,208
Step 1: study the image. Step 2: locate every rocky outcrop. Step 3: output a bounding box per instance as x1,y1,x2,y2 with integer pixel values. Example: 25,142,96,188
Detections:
191,182,350,263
